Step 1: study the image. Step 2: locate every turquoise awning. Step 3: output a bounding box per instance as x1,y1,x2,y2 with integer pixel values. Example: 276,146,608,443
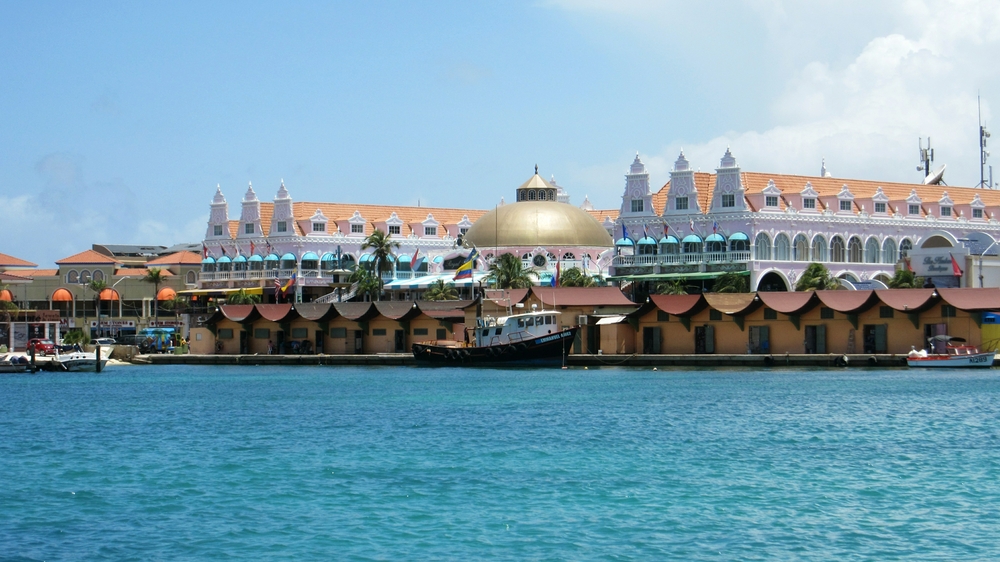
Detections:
615,238,635,246
301,251,319,261
217,255,232,263
706,233,725,242
681,235,702,244
264,253,279,261
659,235,679,244
637,237,658,245
729,232,749,241
233,255,247,263
201,257,215,264
248,254,263,262
280,253,296,261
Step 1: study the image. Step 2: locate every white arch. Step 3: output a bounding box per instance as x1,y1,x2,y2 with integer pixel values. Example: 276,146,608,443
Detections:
753,268,791,291
919,230,962,248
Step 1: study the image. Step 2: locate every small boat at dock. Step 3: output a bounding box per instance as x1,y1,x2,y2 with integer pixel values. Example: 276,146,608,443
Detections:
53,350,109,372
0,354,29,374
906,336,996,368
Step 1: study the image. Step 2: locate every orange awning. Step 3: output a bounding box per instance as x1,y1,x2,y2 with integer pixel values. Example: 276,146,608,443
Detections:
157,287,177,301
0,289,11,301
99,288,120,301
52,288,74,302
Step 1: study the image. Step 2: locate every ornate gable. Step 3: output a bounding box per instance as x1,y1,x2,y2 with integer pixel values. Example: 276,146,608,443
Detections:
307,209,330,236
619,154,655,218
872,186,889,203
710,148,747,213
206,185,230,240
269,181,294,236
237,182,262,239
664,151,701,216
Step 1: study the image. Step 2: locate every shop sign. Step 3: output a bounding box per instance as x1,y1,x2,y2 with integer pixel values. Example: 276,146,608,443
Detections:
149,320,182,327
89,320,136,328
908,248,968,277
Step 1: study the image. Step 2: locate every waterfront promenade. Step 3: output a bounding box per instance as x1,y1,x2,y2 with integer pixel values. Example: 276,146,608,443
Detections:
135,352,913,368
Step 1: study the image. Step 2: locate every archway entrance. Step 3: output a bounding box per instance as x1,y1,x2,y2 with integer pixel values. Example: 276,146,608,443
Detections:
757,271,788,292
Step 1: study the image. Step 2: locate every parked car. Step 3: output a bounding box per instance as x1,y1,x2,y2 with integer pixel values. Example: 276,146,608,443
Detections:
27,339,56,356
91,338,116,346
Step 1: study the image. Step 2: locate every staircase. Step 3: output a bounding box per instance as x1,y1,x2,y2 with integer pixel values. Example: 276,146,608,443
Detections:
315,282,359,303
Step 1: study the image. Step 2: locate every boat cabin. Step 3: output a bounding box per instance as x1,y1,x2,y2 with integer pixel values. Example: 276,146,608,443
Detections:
475,310,562,347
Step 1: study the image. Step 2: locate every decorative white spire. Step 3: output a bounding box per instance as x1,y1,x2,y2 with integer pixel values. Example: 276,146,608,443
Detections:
243,181,257,202
275,180,290,201
212,184,226,204
673,150,690,172
719,146,737,169
821,158,831,178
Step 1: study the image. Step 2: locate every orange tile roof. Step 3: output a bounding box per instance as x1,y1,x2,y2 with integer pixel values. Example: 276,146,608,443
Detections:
0,271,32,283
115,268,174,277
651,171,1000,216
0,252,37,268
146,251,202,266
56,249,121,265
17,269,59,278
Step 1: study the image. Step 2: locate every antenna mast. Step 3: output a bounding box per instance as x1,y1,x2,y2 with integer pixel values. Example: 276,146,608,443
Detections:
917,137,934,178
980,95,992,189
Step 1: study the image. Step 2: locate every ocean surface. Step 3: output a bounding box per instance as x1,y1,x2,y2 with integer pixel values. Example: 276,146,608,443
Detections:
2,365,999,560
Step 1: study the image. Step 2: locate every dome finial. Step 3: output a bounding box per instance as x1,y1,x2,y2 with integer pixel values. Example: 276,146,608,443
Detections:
535,164,538,175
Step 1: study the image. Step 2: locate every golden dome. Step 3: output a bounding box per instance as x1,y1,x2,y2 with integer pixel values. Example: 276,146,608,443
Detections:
464,201,613,248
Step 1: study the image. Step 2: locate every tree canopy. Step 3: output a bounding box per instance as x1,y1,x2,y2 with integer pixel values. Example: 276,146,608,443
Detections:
423,280,459,301
559,266,598,287
795,263,839,291
710,272,749,293
361,229,400,300
486,253,538,289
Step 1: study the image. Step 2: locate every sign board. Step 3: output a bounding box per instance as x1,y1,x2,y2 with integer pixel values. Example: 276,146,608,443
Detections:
90,320,136,328
907,248,968,277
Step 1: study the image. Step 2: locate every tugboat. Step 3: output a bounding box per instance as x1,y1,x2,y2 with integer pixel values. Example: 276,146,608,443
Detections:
412,306,578,366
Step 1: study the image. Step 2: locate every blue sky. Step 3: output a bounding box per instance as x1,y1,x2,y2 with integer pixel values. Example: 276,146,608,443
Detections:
2,0,999,267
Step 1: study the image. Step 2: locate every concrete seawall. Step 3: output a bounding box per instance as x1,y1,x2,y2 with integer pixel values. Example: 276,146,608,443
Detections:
133,353,915,368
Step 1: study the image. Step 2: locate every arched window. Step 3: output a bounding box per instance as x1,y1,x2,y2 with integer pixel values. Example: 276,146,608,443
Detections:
774,233,791,261
67,270,79,283
562,252,575,260
900,239,913,257
729,233,749,252
865,238,880,263
793,234,809,261
705,234,725,253
528,190,536,201
830,236,846,263
80,270,92,283
848,237,863,263
92,270,104,282
682,235,703,254
811,235,828,262
882,238,897,264
754,232,771,260
186,271,196,284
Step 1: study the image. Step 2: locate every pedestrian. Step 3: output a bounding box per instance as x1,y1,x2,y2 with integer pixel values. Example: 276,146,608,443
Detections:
268,340,274,355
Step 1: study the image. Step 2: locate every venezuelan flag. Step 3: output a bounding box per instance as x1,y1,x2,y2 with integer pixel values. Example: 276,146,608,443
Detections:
453,260,473,280
281,272,297,292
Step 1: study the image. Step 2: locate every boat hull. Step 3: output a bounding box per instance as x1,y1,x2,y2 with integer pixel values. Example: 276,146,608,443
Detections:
907,352,996,368
413,327,578,366
55,352,109,372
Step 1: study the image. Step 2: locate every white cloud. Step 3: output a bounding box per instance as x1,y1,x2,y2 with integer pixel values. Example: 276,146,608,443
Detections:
550,0,1000,195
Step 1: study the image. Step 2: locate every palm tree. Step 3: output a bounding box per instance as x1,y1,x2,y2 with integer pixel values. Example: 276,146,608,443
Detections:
348,267,382,302
161,295,189,319
559,266,597,287
655,280,688,295
423,280,459,301
486,253,538,289
795,263,839,291
710,272,749,293
887,269,923,288
142,268,166,324
87,279,108,337
361,229,400,300
227,288,261,305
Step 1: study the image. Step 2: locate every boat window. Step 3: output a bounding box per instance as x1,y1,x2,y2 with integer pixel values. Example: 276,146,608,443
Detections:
545,316,553,325
495,328,502,336
526,317,534,327
517,319,524,328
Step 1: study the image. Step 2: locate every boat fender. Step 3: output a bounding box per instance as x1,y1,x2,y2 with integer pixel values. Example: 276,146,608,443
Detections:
868,356,878,366
518,343,528,352
834,355,849,367
461,350,470,359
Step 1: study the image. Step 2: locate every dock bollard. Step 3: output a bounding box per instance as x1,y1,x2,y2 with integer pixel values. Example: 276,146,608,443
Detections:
30,346,36,369
96,344,102,373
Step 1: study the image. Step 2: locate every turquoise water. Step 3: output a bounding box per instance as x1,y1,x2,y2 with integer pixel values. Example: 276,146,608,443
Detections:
2,366,999,560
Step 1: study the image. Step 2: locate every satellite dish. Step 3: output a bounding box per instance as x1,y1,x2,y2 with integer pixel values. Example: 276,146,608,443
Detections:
923,164,947,185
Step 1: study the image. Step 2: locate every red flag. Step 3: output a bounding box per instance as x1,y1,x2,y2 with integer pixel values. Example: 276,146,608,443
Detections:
951,254,963,276
202,244,208,259
221,245,228,257
250,241,255,256
410,248,420,270
905,256,913,273
554,260,561,287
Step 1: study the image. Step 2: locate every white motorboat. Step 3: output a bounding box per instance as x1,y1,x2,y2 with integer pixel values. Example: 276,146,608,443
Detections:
906,336,996,368
55,350,109,372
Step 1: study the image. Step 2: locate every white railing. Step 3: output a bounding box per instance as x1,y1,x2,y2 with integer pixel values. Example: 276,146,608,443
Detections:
612,251,753,267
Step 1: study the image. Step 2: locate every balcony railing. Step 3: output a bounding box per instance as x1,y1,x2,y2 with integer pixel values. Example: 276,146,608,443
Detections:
612,251,752,267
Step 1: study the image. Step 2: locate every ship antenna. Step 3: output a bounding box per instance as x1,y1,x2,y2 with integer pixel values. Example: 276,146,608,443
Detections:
980,93,993,189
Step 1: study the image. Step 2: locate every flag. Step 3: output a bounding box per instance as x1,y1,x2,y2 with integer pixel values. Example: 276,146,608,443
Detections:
250,241,255,256
689,218,695,232
265,241,273,255
643,224,649,241
453,249,478,280
221,245,228,257
951,254,963,276
410,248,420,270
202,244,208,259
622,223,631,241
454,260,473,280
713,221,718,234
905,256,914,273
234,242,241,257
551,260,561,287
281,272,297,292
